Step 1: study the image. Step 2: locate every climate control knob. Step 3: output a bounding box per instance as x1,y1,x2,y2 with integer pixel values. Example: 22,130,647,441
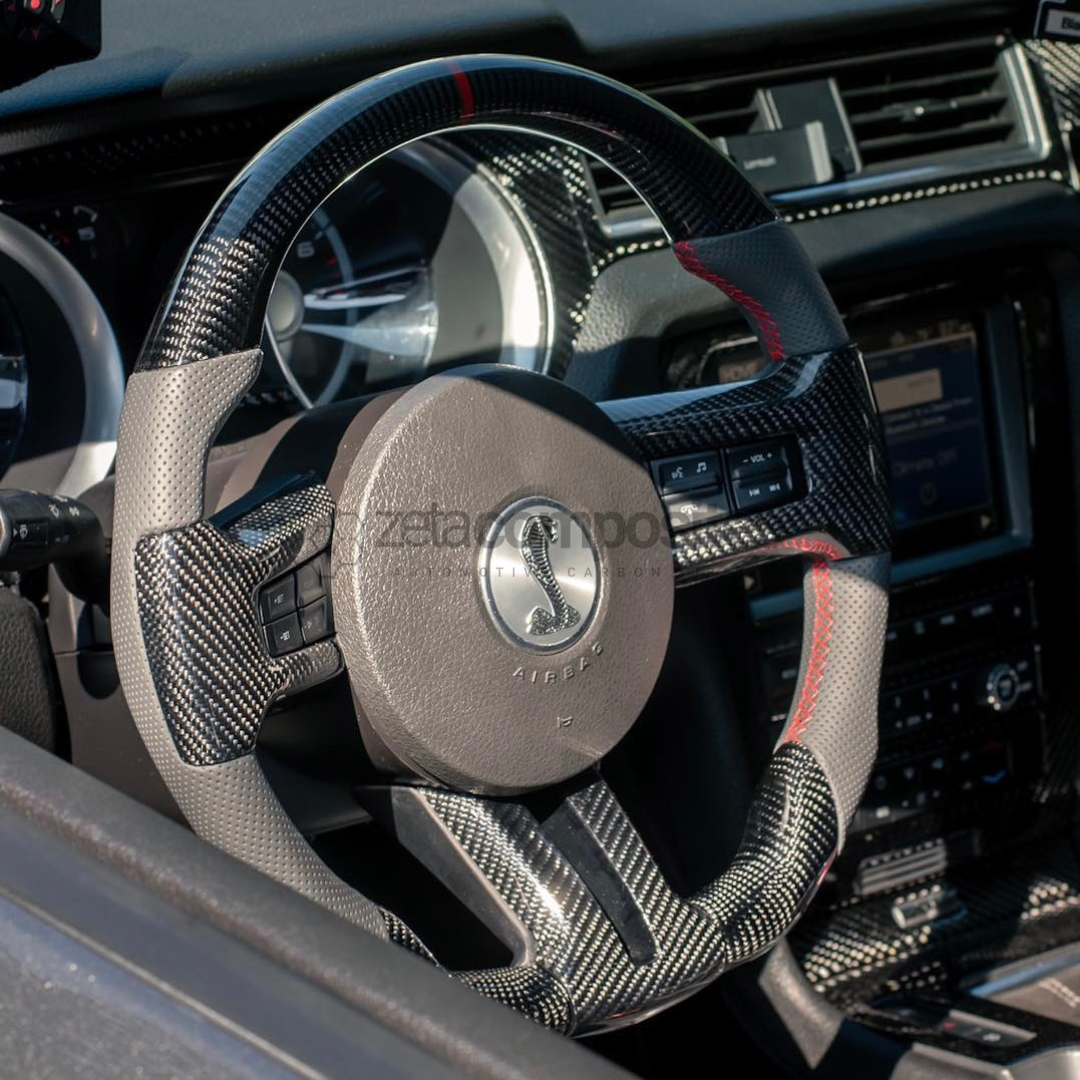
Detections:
984,664,1021,712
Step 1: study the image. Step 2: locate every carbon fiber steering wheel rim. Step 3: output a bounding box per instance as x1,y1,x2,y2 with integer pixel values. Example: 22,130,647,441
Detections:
111,55,892,1034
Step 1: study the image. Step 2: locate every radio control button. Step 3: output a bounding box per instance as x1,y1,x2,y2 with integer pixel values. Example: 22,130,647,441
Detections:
727,442,788,480
984,663,1022,711
934,609,963,634
732,472,793,512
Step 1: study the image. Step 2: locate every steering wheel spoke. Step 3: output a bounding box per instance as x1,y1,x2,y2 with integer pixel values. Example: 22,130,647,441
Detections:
601,344,891,582
134,478,341,766
371,777,723,1032
370,746,844,1034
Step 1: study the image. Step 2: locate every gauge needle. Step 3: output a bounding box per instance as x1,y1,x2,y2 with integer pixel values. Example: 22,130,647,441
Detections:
303,265,426,311
299,315,435,359
303,287,408,311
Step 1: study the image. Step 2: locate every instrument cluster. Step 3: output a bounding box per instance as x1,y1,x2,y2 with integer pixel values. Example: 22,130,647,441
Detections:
9,139,553,416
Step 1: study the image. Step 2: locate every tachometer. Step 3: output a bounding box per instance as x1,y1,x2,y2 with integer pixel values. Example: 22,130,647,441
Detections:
265,143,550,407
268,206,437,407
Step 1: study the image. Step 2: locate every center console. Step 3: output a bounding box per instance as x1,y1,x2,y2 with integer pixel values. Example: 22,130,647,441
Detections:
666,260,1080,1067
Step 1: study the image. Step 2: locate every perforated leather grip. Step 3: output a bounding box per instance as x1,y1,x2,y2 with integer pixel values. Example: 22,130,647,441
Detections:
782,553,891,837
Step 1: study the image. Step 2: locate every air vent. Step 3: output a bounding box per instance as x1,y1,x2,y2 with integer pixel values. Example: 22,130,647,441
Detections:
585,81,764,221
836,41,1035,172
585,38,1048,237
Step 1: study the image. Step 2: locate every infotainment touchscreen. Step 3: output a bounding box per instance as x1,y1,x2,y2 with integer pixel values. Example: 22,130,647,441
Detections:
865,329,997,543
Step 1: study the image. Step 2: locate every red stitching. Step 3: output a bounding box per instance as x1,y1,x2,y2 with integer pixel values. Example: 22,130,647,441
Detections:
445,60,475,122
783,560,833,744
673,239,785,361
766,536,846,561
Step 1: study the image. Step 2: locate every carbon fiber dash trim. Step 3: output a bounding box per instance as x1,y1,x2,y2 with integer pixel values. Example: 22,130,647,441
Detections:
791,837,1080,1010
134,485,342,765
1027,39,1080,129
408,743,837,1033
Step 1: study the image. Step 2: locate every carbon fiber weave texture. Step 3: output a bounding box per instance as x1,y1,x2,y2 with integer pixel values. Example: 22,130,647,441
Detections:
139,56,778,371
602,347,892,570
791,836,1080,1009
406,743,838,1032
135,485,342,766
1026,39,1080,127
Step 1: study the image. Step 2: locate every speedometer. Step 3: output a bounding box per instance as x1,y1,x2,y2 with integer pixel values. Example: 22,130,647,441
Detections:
265,143,550,407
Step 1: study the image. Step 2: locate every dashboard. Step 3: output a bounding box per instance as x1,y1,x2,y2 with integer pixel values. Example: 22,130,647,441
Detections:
5,2,1080,1076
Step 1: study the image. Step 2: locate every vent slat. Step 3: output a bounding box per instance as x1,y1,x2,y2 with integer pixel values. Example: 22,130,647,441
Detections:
848,92,1010,129
839,67,1000,104
837,43,1026,172
856,119,1017,164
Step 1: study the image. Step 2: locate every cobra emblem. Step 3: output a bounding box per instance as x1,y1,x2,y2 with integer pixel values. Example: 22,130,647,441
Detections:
520,515,581,636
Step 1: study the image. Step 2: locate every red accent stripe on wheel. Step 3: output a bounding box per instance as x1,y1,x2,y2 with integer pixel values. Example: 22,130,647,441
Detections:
784,560,834,743
445,61,476,122
673,240,785,362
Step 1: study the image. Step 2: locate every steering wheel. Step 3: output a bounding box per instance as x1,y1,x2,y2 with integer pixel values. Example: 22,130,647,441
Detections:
112,55,891,1034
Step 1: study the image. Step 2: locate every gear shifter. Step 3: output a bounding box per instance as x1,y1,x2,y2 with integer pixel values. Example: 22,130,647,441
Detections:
0,489,108,606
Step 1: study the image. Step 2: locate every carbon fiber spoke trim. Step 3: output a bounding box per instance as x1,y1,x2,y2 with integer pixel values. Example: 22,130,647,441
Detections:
409,745,838,1033
602,346,891,572
134,485,342,765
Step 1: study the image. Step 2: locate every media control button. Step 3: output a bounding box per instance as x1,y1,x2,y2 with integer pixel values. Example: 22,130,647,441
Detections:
732,473,793,512
653,451,721,495
299,598,332,644
259,574,296,624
